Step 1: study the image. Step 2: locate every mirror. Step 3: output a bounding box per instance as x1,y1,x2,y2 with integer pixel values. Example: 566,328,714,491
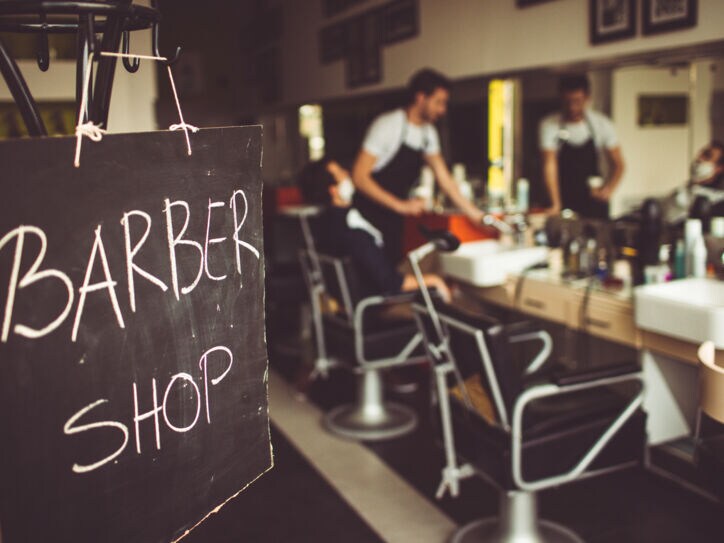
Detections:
442,42,724,217
516,51,724,217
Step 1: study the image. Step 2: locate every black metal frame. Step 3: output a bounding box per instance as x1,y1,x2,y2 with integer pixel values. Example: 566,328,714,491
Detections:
0,0,180,136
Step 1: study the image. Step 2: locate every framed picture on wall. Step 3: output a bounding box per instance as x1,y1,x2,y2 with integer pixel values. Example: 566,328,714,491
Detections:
346,10,382,88
319,22,348,63
589,0,636,45
380,0,418,45
642,0,697,35
516,0,556,6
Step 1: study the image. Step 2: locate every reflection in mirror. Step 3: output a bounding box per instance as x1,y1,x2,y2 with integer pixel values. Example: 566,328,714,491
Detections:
517,50,724,218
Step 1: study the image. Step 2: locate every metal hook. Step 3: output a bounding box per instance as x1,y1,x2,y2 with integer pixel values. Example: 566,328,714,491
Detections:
121,30,140,73
37,15,49,71
151,20,181,66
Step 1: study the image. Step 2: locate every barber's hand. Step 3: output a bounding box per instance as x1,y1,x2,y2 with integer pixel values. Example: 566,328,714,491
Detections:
543,203,561,216
468,208,485,225
396,198,426,216
591,185,613,202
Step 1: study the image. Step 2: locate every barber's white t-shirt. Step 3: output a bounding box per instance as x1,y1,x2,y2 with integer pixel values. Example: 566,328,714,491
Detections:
363,108,441,172
539,109,619,152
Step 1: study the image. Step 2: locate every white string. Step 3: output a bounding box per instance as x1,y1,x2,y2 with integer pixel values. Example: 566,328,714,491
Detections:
74,51,105,168
72,51,198,165
100,51,167,62
166,65,197,155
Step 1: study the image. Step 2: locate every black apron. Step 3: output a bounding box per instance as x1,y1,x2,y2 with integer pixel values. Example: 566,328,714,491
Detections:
353,120,427,263
557,115,609,219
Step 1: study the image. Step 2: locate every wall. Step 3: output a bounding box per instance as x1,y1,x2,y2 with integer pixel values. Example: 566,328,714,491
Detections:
611,65,691,216
279,0,724,106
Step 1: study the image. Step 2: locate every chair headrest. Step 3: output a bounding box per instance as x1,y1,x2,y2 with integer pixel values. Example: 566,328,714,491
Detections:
418,225,461,252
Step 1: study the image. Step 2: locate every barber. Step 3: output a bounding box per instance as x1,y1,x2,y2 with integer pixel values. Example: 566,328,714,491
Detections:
539,74,624,219
352,68,484,263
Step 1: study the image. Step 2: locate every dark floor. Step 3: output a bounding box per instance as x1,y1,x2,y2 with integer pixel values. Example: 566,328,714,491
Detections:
183,331,724,543
183,424,384,543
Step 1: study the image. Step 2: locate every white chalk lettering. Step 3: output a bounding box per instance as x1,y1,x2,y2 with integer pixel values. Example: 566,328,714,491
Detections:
133,378,162,454
63,398,129,474
199,345,233,423
204,199,227,281
0,225,74,342
164,199,204,300
162,372,201,432
71,225,126,342
230,190,260,283
121,210,169,312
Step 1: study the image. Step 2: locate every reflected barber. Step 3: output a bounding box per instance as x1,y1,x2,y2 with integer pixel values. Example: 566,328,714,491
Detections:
539,74,625,219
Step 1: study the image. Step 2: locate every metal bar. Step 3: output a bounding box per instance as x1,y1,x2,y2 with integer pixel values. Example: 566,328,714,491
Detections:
91,4,128,126
0,36,47,136
75,16,91,120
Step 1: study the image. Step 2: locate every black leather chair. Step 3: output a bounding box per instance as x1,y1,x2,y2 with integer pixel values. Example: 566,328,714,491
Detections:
412,299,647,543
299,248,428,441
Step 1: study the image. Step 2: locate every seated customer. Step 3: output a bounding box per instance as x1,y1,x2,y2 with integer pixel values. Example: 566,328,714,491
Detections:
298,157,451,302
662,141,724,225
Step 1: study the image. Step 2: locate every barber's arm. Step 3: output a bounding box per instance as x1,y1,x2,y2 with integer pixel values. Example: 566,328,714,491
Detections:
541,149,562,214
352,150,425,216
592,146,624,202
425,153,484,223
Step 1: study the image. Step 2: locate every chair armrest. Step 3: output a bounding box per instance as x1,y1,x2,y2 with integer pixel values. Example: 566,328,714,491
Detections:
352,292,428,368
552,361,640,387
505,325,553,376
511,367,644,493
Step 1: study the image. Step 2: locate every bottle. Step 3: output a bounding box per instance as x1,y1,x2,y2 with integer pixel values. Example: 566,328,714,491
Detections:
691,235,707,278
674,239,686,279
567,239,581,277
658,244,672,282
595,246,609,280
684,219,702,276
516,178,529,213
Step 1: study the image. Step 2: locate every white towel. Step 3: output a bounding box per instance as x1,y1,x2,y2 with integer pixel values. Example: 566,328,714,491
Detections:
346,208,385,248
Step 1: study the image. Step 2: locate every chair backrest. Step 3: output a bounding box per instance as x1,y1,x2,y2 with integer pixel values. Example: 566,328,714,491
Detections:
299,249,366,325
413,300,523,429
698,341,724,424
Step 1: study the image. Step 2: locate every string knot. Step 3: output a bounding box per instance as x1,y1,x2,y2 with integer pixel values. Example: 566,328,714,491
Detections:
75,122,107,142
169,123,199,133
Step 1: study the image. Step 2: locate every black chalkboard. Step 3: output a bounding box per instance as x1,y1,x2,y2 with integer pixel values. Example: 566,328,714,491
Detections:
0,126,271,543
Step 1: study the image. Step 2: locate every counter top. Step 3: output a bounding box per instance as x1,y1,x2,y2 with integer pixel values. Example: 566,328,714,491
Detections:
454,270,723,366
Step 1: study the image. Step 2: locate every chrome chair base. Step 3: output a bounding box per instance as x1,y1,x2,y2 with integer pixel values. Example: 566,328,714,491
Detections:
324,402,418,441
451,518,583,543
450,491,584,543
323,369,418,441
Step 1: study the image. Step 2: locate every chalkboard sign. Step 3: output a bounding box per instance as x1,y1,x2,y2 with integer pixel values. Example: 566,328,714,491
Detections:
0,127,271,543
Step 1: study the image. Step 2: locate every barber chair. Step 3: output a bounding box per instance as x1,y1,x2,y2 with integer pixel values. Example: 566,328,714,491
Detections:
411,297,647,542
298,248,428,441
696,341,724,500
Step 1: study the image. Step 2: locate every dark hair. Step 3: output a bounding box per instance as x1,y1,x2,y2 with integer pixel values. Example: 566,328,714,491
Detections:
558,74,590,95
407,68,451,104
297,157,335,206
711,140,724,167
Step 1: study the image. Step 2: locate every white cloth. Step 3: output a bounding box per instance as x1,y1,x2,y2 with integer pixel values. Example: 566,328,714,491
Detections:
362,108,441,172
346,208,384,247
538,109,619,152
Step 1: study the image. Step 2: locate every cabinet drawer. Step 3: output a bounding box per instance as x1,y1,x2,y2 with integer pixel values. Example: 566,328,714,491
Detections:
516,279,570,324
577,301,640,348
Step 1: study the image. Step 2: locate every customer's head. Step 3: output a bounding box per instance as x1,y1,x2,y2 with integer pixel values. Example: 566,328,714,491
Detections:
407,68,451,123
298,158,354,207
558,74,590,122
691,141,724,184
